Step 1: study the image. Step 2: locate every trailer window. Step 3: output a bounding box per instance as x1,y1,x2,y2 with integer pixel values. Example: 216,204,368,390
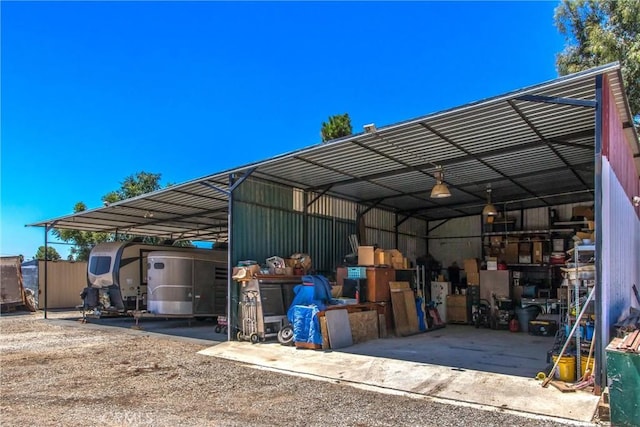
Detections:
153,263,165,269
89,256,111,275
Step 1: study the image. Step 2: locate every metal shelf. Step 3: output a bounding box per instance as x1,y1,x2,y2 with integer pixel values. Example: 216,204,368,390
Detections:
507,263,548,267
482,229,552,236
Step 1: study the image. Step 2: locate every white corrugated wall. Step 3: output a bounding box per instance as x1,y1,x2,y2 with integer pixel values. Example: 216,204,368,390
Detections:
427,216,482,270
601,160,640,343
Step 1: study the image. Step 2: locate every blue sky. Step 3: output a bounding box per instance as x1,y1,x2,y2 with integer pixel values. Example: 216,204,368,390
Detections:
1,1,564,260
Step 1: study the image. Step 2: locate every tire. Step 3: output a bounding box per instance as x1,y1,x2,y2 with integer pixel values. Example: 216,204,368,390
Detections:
237,331,243,341
223,326,228,334
214,325,222,333
277,325,294,346
249,333,259,344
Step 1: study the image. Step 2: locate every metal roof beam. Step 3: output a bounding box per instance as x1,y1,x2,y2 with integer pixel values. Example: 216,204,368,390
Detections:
307,186,333,208
229,167,256,193
201,181,231,197
365,161,593,206
171,188,228,203
359,199,384,216
428,219,451,233
395,214,415,227
515,94,597,108
420,122,547,204
294,155,440,207
507,99,592,191
351,137,484,202
399,188,593,216
309,128,594,193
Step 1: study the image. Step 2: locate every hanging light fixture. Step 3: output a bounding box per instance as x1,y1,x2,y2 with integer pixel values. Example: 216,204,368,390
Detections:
482,184,498,216
430,166,451,198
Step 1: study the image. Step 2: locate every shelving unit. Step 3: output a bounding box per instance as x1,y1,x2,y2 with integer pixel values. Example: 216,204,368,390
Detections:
481,217,594,299
559,243,596,379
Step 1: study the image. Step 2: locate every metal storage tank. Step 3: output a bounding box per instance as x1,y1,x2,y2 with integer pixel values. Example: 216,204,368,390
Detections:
147,250,226,316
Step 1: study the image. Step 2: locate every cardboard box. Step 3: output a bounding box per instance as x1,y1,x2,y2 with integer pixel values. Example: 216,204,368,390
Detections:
376,249,391,266
358,246,376,266
485,256,498,271
387,249,403,259
533,241,543,264
518,254,532,264
504,242,519,264
467,272,480,285
518,242,531,254
464,258,480,273
572,205,594,220
393,258,408,270
576,231,595,242
289,253,312,272
232,264,261,281
552,238,565,252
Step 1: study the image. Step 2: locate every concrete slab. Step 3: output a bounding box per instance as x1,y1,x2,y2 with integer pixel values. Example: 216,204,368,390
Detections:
341,324,556,378
199,337,600,423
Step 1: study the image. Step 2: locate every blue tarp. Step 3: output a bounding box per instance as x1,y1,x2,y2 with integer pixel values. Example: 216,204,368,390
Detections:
285,275,332,345
290,305,322,345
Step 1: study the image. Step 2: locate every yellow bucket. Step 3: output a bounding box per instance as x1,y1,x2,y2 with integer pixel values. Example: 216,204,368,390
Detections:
552,355,576,382
581,357,594,376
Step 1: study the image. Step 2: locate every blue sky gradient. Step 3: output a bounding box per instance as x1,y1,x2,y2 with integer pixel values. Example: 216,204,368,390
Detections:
1,1,564,259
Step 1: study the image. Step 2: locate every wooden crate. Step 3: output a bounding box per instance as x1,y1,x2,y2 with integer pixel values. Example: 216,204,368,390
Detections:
446,305,469,324
446,294,470,324
365,267,394,302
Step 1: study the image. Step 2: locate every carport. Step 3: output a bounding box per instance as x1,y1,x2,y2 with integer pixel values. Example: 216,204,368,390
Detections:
30,62,640,394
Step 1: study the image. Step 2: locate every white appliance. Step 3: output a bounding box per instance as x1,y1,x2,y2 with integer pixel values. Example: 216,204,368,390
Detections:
430,281,451,322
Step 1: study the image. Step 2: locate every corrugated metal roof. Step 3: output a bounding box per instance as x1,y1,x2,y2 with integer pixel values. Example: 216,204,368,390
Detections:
29,63,639,240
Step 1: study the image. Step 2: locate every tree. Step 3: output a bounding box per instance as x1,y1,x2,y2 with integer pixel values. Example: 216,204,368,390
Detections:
321,113,353,142
53,172,168,261
34,246,61,261
555,0,640,132
102,171,162,205
54,202,111,261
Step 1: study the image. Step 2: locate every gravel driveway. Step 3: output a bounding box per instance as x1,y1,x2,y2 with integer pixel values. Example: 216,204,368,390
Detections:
0,311,587,426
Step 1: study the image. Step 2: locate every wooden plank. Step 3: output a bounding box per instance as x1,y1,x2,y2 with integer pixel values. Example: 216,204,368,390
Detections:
378,314,387,338
295,342,322,350
390,290,410,336
389,281,410,290
325,309,353,349
549,380,576,393
349,310,379,344
402,289,420,333
390,289,420,336
319,316,330,349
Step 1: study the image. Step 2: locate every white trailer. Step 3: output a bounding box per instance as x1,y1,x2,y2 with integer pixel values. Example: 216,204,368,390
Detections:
147,250,227,317
86,241,227,312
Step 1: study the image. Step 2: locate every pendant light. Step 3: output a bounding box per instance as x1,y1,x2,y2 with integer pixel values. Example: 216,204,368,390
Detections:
482,184,498,216
430,166,451,198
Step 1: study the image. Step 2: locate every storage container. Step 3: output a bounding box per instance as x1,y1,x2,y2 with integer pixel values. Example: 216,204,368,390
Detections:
347,266,367,279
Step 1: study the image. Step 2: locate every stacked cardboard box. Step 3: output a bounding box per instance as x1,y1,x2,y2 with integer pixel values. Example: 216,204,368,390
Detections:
358,247,407,268
464,258,480,285
504,240,519,264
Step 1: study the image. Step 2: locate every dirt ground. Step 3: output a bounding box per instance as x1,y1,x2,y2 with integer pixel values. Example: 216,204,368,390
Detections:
0,311,576,427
